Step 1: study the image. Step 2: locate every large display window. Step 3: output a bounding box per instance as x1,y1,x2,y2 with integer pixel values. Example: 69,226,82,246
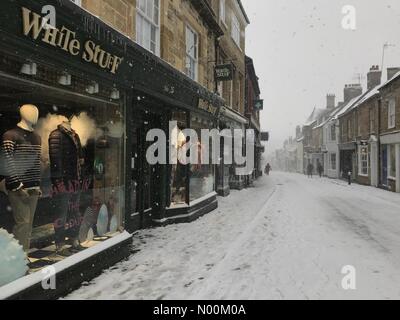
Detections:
169,111,216,206
189,114,216,202
0,56,126,287
170,111,188,206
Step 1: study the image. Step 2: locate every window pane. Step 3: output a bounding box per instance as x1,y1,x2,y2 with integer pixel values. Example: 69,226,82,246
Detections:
146,0,153,19
390,145,396,177
0,56,126,286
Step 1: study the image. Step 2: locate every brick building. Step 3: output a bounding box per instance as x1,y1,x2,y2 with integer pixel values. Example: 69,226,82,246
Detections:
245,55,263,181
379,70,400,192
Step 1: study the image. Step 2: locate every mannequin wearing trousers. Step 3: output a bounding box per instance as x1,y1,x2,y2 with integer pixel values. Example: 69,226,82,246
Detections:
49,121,84,254
2,105,42,251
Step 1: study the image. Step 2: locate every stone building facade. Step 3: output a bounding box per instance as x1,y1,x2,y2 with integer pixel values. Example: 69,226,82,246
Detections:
214,0,249,115
80,0,223,92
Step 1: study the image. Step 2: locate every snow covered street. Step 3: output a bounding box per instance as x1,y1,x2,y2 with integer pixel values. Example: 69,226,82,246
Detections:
66,172,400,300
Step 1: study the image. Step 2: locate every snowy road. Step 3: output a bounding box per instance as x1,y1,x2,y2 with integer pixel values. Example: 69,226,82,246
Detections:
66,172,400,300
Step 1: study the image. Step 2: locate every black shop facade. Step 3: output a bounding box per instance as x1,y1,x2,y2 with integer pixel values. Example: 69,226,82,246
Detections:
0,0,222,299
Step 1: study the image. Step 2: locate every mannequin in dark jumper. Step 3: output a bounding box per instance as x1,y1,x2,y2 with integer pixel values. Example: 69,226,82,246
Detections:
49,119,84,256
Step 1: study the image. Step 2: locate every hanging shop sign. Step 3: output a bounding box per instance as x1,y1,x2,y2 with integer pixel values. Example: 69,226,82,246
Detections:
254,99,264,111
199,98,218,115
21,7,123,74
215,63,234,81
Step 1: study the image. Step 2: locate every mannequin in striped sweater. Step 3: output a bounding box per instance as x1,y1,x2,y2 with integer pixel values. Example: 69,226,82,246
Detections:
2,105,42,251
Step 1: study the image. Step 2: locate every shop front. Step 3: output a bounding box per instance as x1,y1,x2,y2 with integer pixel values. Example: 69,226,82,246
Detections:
217,107,249,193
339,142,357,180
118,11,223,228
0,0,225,299
0,0,133,299
380,133,400,192
129,100,221,228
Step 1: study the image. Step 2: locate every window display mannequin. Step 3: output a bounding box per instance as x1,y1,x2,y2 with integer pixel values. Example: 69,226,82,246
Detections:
1,104,42,251
49,118,84,256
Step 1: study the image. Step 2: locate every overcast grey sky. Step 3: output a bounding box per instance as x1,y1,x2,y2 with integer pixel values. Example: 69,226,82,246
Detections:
242,0,400,153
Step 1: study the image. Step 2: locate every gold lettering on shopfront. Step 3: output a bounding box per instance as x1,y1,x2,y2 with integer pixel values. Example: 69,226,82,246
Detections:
21,7,123,74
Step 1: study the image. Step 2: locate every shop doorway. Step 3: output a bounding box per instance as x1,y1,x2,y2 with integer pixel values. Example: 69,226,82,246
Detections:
340,150,354,179
130,110,162,229
381,145,388,187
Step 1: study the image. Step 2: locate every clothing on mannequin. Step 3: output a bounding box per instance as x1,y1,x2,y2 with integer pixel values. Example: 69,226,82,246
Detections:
1,104,42,251
49,120,84,255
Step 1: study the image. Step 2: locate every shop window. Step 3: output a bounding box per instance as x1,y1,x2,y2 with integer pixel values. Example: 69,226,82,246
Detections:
185,25,198,81
358,146,369,176
170,111,188,206
189,115,216,202
136,0,160,56
0,59,125,287
388,144,396,179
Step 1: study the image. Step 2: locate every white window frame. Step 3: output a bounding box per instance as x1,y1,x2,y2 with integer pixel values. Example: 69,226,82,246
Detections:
219,0,226,25
136,0,160,56
358,146,369,177
388,98,396,129
70,0,82,6
231,13,241,49
185,25,198,81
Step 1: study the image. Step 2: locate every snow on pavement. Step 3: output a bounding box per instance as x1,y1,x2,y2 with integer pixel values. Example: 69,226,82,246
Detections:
66,172,400,300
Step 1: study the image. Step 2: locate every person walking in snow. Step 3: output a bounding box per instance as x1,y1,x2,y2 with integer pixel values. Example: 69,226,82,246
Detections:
265,163,271,176
307,162,314,178
317,161,324,178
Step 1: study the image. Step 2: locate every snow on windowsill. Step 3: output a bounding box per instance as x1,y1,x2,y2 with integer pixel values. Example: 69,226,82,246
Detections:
0,231,132,300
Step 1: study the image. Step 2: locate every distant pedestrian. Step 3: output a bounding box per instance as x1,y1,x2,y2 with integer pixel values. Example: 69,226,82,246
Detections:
317,162,324,178
347,170,352,185
307,163,314,178
265,163,272,176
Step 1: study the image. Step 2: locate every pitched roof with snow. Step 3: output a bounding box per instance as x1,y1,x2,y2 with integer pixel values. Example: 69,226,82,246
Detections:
304,108,326,126
340,71,400,116
379,70,400,91
335,94,365,119
315,106,343,128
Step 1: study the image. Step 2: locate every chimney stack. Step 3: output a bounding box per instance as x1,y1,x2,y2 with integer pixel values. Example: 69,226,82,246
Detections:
387,67,400,81
326,94,336,109
367,65,382,90
344,84,363,104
